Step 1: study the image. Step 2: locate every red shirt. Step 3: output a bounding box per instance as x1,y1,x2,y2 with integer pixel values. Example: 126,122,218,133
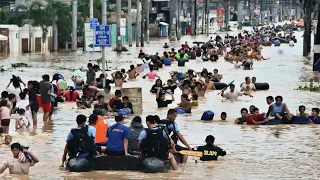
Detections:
247,114,265,124
108,98,123,109
64,90,79,102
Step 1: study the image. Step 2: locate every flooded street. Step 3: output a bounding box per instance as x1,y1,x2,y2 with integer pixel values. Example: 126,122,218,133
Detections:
1,31,320,179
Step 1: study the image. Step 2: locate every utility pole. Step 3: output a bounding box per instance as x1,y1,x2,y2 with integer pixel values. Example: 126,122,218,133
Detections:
26,1,33,53
128,0,132,47
72,0,78,51
313,9,320,71
169,0,177,41
260,0,264,25
141,0,145,46
177,0,181,40
146,0,150,44
90,0,93,18
191,0,195,36
53,21,58,51
202,1,205,34
136,0,141,47
237,0,244,30
206,0,209,36
116,0,122,51
101,0,108,87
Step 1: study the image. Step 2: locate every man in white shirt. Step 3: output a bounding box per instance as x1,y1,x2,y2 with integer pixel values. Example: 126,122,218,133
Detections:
221,84,253,100
98,86,114,104
15,92,31,117
240,77,256,93
289,39,294,47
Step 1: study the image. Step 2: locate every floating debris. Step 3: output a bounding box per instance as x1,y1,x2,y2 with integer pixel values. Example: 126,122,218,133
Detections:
113,46,129,52
11,63,32,68
57,66,85,72
297,79,320,92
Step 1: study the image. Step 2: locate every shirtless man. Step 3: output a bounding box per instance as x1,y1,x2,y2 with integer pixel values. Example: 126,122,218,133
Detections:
255,51,269,61
204,76,216,90
112,71,127,88
179,80,192,95
127,65,139,80
194,80,207,98
175,94,192,113
211,69,222,82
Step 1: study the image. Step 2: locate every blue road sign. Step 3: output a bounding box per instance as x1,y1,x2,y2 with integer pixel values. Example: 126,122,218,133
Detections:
95,25,111,47
90,18,99,29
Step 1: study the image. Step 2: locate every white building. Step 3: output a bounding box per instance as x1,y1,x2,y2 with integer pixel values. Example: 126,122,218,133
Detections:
0,24,52,54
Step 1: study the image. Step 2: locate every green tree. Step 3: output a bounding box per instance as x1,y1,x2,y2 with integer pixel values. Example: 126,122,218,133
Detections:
0,8,7,24
8,0,72,49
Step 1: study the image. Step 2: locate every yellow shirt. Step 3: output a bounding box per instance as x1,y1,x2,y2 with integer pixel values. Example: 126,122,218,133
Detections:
191,100,198,107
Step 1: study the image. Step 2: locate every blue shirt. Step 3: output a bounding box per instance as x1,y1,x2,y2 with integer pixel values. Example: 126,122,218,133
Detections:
106,123,130,152
50,84,55,102
66,126,96,157
88,125,96,143
309,115,320,124
138,127,169,141
66,126,96,142
167,122,179,132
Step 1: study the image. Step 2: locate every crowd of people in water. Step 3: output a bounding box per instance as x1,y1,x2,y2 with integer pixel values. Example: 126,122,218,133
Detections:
0,24,319,174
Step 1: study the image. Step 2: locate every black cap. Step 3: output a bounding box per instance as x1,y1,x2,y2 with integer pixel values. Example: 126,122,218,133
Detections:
115,115,124,122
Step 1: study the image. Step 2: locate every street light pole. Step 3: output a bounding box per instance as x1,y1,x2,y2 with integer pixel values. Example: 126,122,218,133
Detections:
146,0,150,44
141,0,145,46
101,0,108,87
71,0,78,51
136,0,141,47
116,0,122,51
90,0,93,18
128,0,133,47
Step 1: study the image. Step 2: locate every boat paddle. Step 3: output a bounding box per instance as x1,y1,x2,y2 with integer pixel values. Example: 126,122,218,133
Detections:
217,80,235,95
179,150,203,157
178,150,201,163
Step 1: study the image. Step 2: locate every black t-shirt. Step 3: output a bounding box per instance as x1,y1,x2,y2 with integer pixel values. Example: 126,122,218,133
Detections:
94,103,108,110
150,85,162,93
11,76,21,88
105,79,114,87
113,99,124,110
163,85,177,94
236,117,246,124
123,103,134,114
29,88,39,109
197,144,226,161
156,98,172,108
138,52,145,58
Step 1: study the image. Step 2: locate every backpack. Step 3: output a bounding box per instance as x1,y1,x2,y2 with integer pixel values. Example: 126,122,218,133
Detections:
157,120,179,144
141,127,171,160
67,126,96,158
165,121,179,144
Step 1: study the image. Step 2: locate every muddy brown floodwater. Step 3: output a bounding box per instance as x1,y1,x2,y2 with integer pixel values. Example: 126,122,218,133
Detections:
1,31,320,180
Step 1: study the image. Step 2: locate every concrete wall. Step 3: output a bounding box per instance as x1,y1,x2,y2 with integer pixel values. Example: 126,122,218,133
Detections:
0,24,52,54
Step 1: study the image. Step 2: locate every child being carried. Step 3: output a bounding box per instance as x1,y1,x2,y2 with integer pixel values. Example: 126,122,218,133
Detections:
16,109,31,130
